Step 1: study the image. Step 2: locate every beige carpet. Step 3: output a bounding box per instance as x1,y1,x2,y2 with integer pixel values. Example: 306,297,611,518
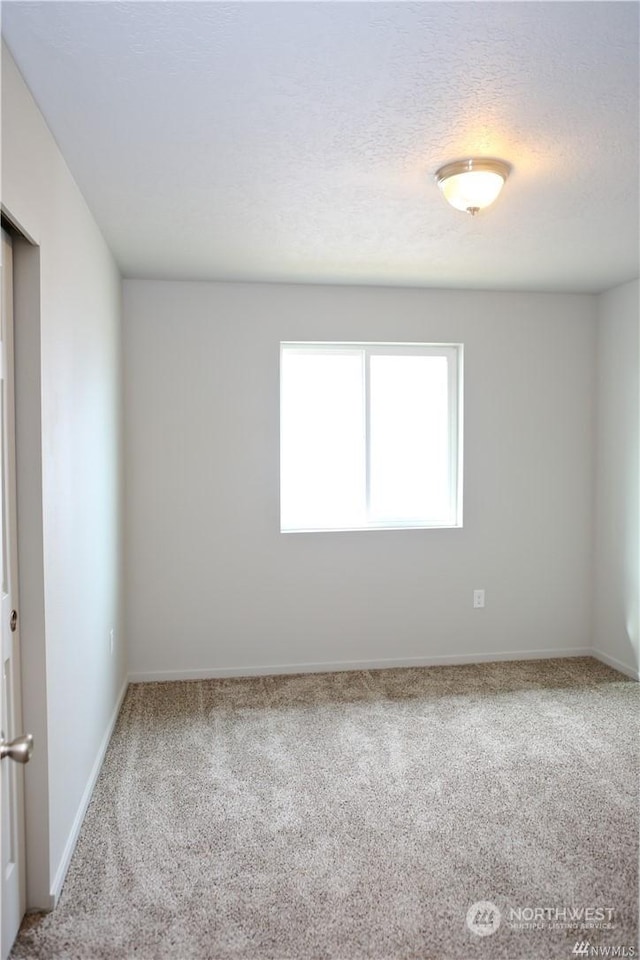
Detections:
12,657,639,960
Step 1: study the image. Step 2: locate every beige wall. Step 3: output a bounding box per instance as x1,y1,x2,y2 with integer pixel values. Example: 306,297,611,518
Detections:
594,279,640,678
123,279,596,679
1,44,125,906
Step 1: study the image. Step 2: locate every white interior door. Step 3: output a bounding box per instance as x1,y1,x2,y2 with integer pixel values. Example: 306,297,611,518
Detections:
0,228,29,960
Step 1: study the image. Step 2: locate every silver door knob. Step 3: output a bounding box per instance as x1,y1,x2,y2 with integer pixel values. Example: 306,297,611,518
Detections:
0,733,34,763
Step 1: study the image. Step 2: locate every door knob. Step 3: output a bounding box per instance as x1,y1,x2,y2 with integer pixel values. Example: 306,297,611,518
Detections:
0,732,34,763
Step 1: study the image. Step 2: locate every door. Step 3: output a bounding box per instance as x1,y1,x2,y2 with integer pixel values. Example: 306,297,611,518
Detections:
0,228,31,960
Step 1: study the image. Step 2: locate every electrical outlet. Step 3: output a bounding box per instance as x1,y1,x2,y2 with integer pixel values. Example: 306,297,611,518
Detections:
109,628,115,655
473,589,485,609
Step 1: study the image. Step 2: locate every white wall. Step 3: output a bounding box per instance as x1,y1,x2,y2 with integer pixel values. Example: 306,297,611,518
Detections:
593,279,640,679
1,44,125,906
124,279,596,680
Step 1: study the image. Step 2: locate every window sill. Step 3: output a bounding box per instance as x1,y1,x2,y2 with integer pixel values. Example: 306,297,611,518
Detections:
281,521,463,534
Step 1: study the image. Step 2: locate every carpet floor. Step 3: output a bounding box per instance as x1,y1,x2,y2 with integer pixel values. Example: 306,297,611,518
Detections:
11,657,639,960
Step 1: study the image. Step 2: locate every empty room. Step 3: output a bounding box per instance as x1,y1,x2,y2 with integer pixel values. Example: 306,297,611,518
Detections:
0,2,638,959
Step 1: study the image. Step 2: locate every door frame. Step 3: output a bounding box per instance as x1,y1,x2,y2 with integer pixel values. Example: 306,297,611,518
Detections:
0,209,51,913
1,226,26,959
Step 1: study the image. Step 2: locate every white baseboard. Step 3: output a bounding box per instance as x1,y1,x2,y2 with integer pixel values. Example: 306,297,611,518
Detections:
128,647,593,684
49,675,129,908
592,648,640,681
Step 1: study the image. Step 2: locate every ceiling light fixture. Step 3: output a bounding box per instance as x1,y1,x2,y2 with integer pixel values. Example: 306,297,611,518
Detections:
435,158,511,216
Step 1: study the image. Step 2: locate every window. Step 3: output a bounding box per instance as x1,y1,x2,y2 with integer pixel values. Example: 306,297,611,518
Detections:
280,342,463,532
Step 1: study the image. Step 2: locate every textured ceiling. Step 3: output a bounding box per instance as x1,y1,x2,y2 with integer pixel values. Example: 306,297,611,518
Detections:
2,1,639,293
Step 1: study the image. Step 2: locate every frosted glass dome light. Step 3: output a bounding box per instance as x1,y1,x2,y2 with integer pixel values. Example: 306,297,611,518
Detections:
435,158,511,215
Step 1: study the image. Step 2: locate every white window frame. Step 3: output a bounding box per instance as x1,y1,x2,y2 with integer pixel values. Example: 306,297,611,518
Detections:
280,341,464,533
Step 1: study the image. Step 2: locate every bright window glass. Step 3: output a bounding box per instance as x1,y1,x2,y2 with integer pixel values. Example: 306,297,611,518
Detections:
280,343,462,532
